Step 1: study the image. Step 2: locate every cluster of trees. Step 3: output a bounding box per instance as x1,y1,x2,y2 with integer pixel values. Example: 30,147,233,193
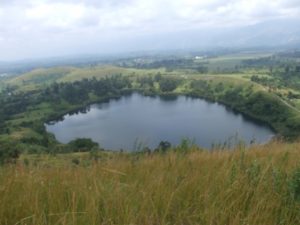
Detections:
137,74,180,93
250,75,279,88
130,58,194,70
159,78,180,92
0,90,40,133
190,80,215,100
190,80,210,90
195,66,208,73
274,64,300,90
41,75,132,104
243,57,277,67
123,58,210,74
137,76,155,89
250,60,300,92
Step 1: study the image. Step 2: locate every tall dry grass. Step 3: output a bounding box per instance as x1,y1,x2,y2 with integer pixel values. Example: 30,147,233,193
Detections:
0,141,300,225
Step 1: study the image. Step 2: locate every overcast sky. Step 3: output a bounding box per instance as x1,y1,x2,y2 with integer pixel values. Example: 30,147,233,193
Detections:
0,0,300,61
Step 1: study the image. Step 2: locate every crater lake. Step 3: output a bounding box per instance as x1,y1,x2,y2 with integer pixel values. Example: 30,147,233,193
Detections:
46,93,275,151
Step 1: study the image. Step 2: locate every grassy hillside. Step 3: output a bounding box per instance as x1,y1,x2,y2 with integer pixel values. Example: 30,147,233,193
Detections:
1,141,300,224
5,65,165,91
195,52,273,72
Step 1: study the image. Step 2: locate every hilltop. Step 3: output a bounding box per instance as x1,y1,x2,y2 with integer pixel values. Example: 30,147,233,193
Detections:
1,141,300,224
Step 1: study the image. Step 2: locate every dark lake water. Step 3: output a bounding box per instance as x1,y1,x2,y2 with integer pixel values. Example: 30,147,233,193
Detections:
46,93,275,151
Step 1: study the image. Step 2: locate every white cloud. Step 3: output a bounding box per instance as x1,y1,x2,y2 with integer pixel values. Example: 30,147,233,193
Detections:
0,0,299,60
26,3,85,28
2,0,299,33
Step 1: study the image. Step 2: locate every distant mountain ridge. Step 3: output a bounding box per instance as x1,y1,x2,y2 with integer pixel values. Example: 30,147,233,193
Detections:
132,19,300,51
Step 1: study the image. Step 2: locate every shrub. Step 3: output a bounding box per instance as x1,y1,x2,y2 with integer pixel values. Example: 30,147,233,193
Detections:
154,141,171,153
71,158,80,165
68,138,99,152
0,141,20,164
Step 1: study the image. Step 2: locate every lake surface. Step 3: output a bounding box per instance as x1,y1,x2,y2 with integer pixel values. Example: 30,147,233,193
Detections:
46,93,275,151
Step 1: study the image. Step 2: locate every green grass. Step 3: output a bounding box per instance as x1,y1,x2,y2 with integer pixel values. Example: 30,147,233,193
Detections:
194,52,273,72
1,141,300,224
7,67,74,87
5,65,166,91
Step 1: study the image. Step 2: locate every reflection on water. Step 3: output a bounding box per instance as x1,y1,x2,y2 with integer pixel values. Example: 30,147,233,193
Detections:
46,93,275,151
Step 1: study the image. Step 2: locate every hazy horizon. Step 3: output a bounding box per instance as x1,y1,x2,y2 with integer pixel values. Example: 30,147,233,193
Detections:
1,0,300,61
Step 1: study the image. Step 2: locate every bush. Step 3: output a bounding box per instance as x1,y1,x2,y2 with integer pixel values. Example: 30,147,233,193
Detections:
0,141,20,164
154,141,171,153
68,138,99,152
71,158,80,165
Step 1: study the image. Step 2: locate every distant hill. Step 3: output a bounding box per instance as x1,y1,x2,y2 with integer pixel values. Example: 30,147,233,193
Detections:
105,19,300,53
